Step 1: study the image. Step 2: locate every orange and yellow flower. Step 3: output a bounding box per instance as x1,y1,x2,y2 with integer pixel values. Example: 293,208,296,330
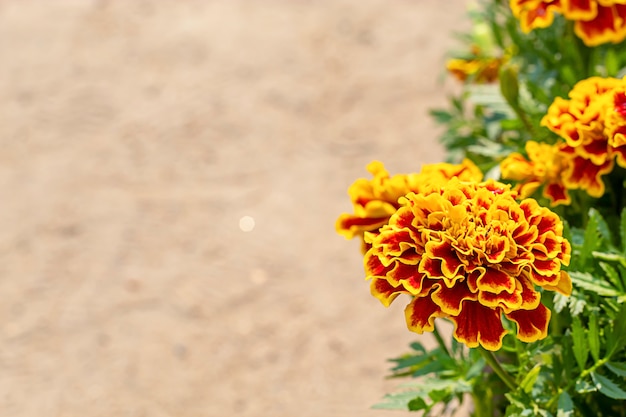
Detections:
510,0,563,33
335,159,483,251
522,76,626,201
510,0,626,46
447,56,504,84
364,178,571,351
501,141,572,205
604,86,626,165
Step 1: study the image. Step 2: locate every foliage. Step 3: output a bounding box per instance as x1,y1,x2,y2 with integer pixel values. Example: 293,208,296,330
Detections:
337,0,626,415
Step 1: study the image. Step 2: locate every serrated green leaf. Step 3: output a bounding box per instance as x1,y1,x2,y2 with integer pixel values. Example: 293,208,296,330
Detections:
580,213,600,265
606,361,626,378
588,313,601,362
556,391,574,417
553,293,568,313
569,297,586,316
592,251,626,266
589,208,611,243
569,271,619,297
571,316,589,371
591,371,626,399
599,262,625,292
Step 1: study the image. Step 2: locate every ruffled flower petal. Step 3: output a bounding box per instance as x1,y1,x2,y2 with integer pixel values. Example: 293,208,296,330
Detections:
506,303,551,342
511,0,626,45
500,141,572,206
542,270,574,296
534,76,626,200
423,240,466,281
510,0,563,32
336,160,483,251
405,295,444,334
431,282,478,316
450,302,508,351
370,278,406,307
360,178,570,351
574,4,626,46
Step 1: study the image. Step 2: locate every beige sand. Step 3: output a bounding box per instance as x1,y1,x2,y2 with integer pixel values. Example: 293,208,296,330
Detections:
0,1,471,415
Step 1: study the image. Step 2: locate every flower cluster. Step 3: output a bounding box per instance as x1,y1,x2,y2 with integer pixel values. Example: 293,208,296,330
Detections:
363,178,571,351
510,0,626,46
337,1,626,413
335,159,482,250
501,76,626,205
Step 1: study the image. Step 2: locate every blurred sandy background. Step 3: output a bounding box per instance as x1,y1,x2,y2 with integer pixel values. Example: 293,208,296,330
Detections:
0,1,470,416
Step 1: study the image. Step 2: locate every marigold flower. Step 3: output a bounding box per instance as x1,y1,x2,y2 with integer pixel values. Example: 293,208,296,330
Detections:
571,2,626,46
539,76,624,199
510,0,563,33
604,87,626,166
364,178,572,351
446,57,503,84
510,0,626,46
500,141,571,205
335,159,483,250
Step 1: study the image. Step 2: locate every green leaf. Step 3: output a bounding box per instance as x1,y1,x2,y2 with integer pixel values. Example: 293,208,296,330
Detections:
500,118,524,130
520,365,541,394
428,389,450,403
390,352,432,371
580,212,601,265
569,271,619,297
569,297,586,316
465,356,486,380
409,341,427,353
412,359,448,378
605,304,626,355
556,391,574,417
599,262,625,292
429,109,454,124
591,371,626,399
618,265,626,296
606,361,626,378
571,316,589,371
407,396,429,412
588,313,601,362
589,208,611,243
553,293,568,313
372,391,425,410
592,251,626,266
620,207,626,254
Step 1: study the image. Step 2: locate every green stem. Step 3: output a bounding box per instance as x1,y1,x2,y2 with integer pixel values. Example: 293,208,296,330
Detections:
513,105,537,138
479,347,517,391
433,323,451,357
